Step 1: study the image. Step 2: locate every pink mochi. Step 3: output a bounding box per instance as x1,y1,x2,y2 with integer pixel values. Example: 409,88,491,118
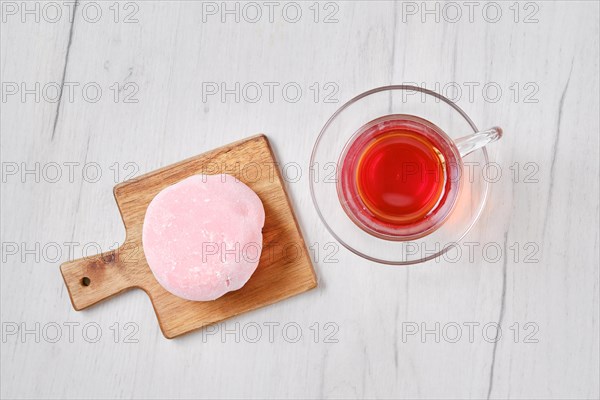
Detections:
142,174,265,301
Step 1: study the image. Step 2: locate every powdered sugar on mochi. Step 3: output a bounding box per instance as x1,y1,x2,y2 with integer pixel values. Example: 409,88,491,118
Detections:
142,174,265,301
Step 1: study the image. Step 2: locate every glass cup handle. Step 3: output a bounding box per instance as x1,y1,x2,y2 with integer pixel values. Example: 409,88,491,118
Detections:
454,127,503,158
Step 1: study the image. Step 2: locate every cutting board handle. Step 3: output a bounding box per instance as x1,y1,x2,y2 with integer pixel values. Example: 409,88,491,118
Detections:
60,247,139,310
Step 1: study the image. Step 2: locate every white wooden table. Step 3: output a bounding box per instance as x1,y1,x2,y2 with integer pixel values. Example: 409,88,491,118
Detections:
1,1,599,399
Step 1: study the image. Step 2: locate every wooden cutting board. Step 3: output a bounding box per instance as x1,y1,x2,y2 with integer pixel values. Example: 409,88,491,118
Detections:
60,135,317,339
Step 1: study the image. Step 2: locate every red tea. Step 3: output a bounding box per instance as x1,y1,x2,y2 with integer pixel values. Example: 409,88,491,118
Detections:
356,130,447,223
338,115,461,240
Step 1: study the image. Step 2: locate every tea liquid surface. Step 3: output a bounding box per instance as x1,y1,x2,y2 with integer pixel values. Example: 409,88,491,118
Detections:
354,129,447,225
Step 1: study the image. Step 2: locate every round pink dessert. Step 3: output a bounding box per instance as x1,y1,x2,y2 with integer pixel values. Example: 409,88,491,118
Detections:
142,174,265,301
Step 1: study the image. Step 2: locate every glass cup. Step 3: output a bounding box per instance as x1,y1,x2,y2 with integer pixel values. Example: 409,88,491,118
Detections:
310,85,503,264
337,114,502,241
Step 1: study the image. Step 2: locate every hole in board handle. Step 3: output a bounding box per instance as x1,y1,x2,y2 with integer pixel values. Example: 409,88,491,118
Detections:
81,277,91,287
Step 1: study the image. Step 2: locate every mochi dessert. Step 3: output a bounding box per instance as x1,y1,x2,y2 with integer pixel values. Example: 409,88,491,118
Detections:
142,174,265,301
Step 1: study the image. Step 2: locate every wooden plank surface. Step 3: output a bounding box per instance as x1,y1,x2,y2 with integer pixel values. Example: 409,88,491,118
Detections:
1,1,598,399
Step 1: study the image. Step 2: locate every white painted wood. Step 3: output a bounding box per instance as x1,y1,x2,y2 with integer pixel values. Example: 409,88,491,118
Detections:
1,1,598,399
